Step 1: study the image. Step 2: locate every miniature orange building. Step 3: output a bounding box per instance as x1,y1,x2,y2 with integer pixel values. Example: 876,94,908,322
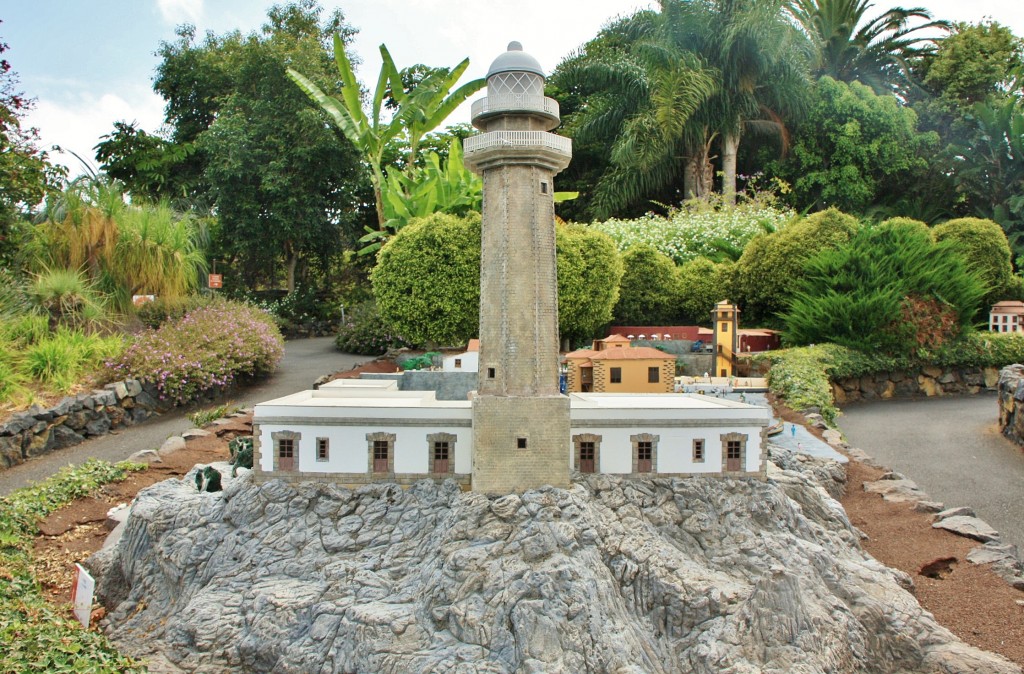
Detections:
564,335,675,393
711,300,739,378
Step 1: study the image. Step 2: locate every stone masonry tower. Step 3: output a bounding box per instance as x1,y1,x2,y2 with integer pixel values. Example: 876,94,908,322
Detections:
464,42,572,494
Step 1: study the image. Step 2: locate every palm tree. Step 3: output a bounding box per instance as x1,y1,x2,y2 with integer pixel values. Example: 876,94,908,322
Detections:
553,10,719,217
667,0,812,205
788,0,950,94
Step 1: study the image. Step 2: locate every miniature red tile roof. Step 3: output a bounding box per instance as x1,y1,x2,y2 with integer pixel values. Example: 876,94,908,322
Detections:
991,301,1024,313
601,334,631,344
590,346,674,360
466,339,480,352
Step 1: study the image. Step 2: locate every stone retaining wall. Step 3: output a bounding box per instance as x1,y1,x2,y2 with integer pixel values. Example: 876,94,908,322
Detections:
997,364,1024,445
1,380,169,470
832,365,1001,404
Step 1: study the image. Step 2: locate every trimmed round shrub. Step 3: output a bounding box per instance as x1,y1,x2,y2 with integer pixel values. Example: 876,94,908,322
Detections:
613,244,680,326
112,300,284,404
556,223,623,344
932,217,1014,306
736,207,860,324
677,258,736,326
371,213,623,347
372,212,482,347
878,217,930,236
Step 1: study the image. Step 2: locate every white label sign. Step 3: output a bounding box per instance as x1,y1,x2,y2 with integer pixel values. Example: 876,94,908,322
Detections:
71,564,95,628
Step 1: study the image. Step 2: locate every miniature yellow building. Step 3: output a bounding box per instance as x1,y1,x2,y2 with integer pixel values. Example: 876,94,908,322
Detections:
711,300,739,378
564,335,675,393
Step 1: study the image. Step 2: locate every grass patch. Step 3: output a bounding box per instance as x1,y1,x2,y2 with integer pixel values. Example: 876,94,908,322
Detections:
188,401,239,428
0,459,147,673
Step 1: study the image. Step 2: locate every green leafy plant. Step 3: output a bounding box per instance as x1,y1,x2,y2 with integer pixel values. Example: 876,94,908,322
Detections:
188,401,238,428
229,435,254,476
334,301,414,356
0,459,146,673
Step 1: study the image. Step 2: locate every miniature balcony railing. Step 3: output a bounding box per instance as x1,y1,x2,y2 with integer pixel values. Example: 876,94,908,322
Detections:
471,94,560,120
463,130,572,155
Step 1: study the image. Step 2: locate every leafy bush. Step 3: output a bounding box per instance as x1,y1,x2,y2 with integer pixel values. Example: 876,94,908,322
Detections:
556,224,623,344
614,244,680,325
932,217,1015,306
188,401,238,428
736,208,860,324
592,199,794,265
334,301,414,355
677,258,736,325
371,214,623,347
0,459,145,673
135,293,216,329
112,301,284,404
782,221,985,355
27,268,111,329
372,212,482,346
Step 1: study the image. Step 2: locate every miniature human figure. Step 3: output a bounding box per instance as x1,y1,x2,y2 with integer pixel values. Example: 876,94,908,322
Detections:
791,423,797,437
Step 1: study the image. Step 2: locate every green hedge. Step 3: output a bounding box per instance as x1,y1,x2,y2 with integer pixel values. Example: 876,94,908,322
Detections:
757,333,1024,422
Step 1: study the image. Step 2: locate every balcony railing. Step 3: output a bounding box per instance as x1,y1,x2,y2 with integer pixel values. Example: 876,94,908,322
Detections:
464,131,572,155
471,94,560,120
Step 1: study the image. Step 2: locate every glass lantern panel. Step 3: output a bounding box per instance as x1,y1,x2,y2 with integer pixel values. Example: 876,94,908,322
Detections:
489,71,544,96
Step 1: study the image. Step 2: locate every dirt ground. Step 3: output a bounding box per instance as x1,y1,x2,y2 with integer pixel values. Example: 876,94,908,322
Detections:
25,382,1024,666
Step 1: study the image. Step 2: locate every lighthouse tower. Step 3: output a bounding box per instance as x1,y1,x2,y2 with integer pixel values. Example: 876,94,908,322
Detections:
464,42,572,494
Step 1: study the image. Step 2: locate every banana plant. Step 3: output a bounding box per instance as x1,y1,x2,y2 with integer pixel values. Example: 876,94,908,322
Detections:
288,36,484,235
361,139,482,255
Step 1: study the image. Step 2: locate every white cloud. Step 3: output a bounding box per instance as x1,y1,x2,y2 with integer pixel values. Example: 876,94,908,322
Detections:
24,86,166,175
157,0,203,25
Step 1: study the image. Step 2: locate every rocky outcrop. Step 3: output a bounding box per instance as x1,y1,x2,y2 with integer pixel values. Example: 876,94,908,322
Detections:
0,379,166,470
997,364,1024,445
94,449,1020,674
832,366,1001,405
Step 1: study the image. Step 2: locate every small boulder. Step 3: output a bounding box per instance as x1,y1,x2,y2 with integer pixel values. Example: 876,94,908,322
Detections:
934,506,975,521
128,448,162,464
158,436,187,456
932,516,1000,543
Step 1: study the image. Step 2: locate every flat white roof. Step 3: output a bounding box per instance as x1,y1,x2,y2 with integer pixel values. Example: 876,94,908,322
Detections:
256,389,470,409
570,392,758,410
318,379,398,390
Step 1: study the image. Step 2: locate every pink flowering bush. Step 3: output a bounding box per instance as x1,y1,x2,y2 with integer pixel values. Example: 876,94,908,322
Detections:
111,301,284,404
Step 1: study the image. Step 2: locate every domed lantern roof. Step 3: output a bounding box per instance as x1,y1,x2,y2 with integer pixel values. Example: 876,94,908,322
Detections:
486,41,545,79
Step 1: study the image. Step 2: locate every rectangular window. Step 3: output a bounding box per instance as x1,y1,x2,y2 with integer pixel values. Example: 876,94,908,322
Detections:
722,322,729,332
433,441,449,461
316,437,329,461
454,358,462,368
610,367,622,383
648,366,659,383
540,181,548,194
517,437,528,449
727,440,742,459
693,439,705,462
487,367,496,379
637,441,653,461
278,438,294,458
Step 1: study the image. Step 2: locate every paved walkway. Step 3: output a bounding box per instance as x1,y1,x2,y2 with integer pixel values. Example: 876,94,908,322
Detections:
838,394,1024,551
0,337,367,497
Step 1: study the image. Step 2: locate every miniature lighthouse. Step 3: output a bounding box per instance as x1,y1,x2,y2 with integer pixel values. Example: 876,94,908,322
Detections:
463,42,572,494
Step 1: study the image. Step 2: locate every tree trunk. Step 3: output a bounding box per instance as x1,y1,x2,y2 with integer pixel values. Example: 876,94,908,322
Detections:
683,160,697,201
285,244,298,294
721,132,740,206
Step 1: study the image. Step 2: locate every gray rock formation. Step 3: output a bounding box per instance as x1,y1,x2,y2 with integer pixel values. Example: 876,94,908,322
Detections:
95,450,1020,674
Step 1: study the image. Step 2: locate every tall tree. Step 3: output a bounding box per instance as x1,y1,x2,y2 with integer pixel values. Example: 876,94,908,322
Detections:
0,22,63,266
787,0,949,94
146,1,370,292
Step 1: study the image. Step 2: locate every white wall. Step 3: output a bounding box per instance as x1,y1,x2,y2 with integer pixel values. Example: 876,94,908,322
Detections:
572,424,763,474
257,423,472,474
443,351,479,372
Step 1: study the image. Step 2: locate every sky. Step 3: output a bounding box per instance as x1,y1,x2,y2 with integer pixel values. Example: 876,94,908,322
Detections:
4,0,1024,174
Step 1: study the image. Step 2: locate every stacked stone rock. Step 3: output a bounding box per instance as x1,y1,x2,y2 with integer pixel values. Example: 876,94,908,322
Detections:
832,365,1001,404
0,379,165,470
997,364,1024,444
92,448,1020,673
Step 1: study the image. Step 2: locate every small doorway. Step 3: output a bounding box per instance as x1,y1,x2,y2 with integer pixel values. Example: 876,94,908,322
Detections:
637,440,653,473
373,440,389,473
726,440,742,471
278,438,295,471
579,441,596,473
580,366,593,392
433,441,450,474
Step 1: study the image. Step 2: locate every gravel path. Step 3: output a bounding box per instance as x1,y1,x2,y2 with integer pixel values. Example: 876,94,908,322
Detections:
0,337,367,497
838,393,1024,551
